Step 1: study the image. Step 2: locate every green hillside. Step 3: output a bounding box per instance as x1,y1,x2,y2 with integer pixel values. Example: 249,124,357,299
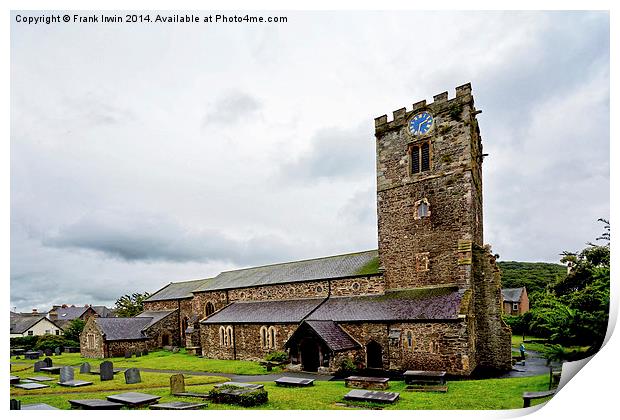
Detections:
498,261,566,296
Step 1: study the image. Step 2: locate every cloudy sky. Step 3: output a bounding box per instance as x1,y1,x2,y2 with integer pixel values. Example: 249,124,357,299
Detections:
10,11,609,312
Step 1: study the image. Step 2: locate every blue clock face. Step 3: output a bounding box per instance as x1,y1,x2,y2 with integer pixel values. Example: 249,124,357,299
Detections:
408,112,434,136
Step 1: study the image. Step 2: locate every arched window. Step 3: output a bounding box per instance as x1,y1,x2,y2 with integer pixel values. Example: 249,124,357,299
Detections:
260,326,268,349
219,326,225,346
414,198,430,219
268,326,277,349
205,302,215,317
406,331,414,348
226,326,234,347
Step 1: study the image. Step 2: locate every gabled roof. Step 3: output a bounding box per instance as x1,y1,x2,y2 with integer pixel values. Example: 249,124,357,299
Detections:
201,298,325,324
10,313,61,334
55,306,89,320
91,306,115,318
194,250,379,292
95,317,152,341
501,287,525,302
302,320,359,351
136,310,176,329
144,278,213,302
307,286,465,322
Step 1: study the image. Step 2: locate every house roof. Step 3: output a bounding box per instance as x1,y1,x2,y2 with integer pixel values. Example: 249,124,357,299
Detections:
144,278,214,302
10,313,58,334
55,306,89,320
91,306,115,318
194,250,379,292
136,310,176,329
201,298,325,324
302,320,359,351
95,317,152,341
306,286,465,322
501,287,524,302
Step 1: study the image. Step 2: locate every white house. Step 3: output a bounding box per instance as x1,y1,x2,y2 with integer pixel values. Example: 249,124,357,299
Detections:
10,311,63,337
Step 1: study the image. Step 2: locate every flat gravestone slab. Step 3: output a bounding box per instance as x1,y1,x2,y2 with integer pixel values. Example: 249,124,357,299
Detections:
107,392,162,407
344,389,399,404
275,376,315,387
215,381,264,390
403,370,446,385
68,399,124,410
44,349,53,356
346,376,389,383
124,368,141,384
22,403,59,410
13,382,50,390
59,379,94,387
24,351,40,360
10,375,20,384
149,401,208,410
39,366,61,374
27,376,55,382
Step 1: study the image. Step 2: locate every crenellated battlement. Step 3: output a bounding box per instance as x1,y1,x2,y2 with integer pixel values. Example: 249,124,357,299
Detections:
375,82,473,131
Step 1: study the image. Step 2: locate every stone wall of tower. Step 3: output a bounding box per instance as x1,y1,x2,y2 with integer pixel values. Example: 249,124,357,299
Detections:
374,83,484,290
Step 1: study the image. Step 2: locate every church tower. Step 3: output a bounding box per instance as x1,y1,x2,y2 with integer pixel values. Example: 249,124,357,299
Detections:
374,83,484,291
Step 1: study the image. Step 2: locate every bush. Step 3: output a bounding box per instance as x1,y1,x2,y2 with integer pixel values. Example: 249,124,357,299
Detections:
208,385,269,407
338,358,357,374
10,336,38,349
34,334,79,351
265,351,288,363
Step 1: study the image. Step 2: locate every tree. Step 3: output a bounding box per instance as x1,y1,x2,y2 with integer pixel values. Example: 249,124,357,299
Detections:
63,319,86,342
114,292,151,317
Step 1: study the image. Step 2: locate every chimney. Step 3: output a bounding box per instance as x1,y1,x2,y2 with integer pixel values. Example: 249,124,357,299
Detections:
61,304,67,308
31,308,38,315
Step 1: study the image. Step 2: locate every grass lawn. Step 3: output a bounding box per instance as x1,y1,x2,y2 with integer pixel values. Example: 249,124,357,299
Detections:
11,348,276,375
511,335,591,357
11,361,552,410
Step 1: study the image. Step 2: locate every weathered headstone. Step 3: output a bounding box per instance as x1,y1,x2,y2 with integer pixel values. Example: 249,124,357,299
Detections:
106,392,161,407
135,351,142,357
43,357,53,367
142,349,149,356
125,350,132,358
100,361,113,381
80,362,91,374
149,402,208,410
33,361,46,372
60,366,74,383
170,374,185,394
125,368,141,384
44,348,53,356
54,347,62,356
10,399,21,410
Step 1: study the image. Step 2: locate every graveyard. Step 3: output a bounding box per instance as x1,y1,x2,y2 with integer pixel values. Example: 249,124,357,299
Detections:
10,349,553,410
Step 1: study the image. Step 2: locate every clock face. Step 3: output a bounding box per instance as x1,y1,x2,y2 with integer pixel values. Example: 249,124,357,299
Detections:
408,112,434,136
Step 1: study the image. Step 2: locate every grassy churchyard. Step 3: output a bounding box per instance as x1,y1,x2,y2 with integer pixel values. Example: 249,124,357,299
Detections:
10,348,553,410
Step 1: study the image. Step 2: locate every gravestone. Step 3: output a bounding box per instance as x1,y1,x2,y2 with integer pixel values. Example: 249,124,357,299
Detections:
106,392,161,407
10,375,20,384
100,361,114,381
343,389,399,404
39,366,61,374
60,366,75,383
135,351,142,357
43,357,53,367
170,374,185,394
275,377,315,387
149,402,208,410
13,382,50,390
80,362,91,374
68,399,123,410
33,361,46,372
54,347,62,355
10,399,21,410
58,379,94,387
125,368,141,384
27,376,54,382
22,403,59,410
142,349,148,356
44,348,53,356
172,347,179,353
125,350,132,358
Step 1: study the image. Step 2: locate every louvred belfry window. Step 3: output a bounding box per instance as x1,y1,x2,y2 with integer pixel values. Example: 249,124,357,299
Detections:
411,141,431,174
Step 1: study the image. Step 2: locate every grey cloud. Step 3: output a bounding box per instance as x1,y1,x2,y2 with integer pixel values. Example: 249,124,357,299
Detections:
203,91,262,126
279,123,375,182
41,210,304,267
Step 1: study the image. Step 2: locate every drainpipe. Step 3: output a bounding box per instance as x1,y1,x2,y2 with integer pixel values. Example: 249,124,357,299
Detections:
177,299,181,346
232,324,237,360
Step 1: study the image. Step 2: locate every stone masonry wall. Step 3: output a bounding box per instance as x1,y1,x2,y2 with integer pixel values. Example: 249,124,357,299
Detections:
472,246,512,371
375,84,483,290
80,317,106,359
107,340,150,358
145,311,181,348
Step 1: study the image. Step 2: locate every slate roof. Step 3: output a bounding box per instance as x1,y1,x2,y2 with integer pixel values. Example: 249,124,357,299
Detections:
95,317,152,341
55,306,89,320
501,287,524,302
145,278,214,302
194,250,379,292
306,287,465,322
201,299,325,324
10,313,58,334
91,306,115,318
303,320,359,351
136,310,176,328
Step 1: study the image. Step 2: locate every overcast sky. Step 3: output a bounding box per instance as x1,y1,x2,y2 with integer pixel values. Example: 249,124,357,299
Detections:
10,11,609,312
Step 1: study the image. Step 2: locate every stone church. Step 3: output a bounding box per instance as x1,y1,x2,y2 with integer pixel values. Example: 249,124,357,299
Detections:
139,83,512,375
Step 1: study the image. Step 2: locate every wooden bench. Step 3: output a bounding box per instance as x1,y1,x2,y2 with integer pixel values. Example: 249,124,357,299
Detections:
345,376,390,390
522,390,556,407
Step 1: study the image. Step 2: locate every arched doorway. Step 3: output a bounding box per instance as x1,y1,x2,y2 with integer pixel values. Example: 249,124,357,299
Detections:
300,339,320,372
366,340,383,369
161,333,170,347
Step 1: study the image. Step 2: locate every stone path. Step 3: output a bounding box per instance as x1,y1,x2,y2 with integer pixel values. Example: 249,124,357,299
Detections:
499,349,562,379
